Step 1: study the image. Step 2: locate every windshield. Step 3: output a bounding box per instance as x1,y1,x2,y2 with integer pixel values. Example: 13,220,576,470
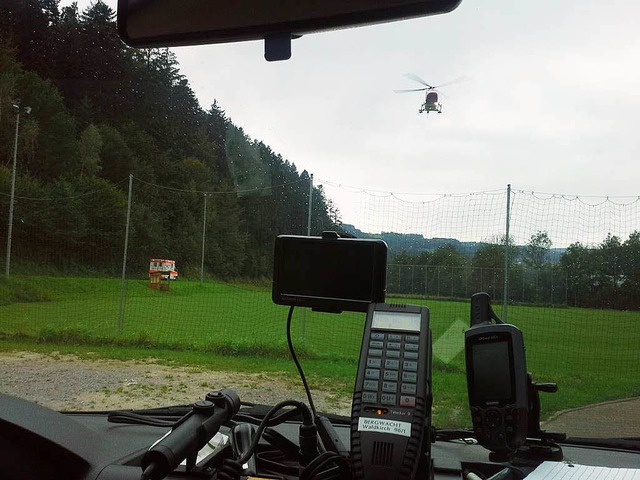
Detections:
1,0,639,443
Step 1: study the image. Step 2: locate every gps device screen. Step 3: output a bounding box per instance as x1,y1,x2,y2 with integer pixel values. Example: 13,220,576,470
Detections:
471,340,513,404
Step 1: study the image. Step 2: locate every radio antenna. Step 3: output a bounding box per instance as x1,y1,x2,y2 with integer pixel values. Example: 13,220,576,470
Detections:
470,292,503,327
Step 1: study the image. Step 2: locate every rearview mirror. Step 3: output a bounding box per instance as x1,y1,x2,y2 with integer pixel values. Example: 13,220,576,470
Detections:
117,0,462,51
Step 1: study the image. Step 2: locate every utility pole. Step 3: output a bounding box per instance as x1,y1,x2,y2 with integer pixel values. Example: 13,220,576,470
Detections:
5,101,31,278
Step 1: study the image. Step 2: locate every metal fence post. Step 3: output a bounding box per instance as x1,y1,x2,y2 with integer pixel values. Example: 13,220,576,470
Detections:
424,267,428,296
451,266,454,297
502,184,511,320
307,174,313,236
201,194,209,284
118,174,134,333
301,174,314,341
411,265,415,294
5,107,26,278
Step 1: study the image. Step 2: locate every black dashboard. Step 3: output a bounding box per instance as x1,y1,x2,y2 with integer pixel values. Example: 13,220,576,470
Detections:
1,393,638,480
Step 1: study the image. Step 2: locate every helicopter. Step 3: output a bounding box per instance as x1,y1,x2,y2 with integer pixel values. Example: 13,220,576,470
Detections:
394,73,463,114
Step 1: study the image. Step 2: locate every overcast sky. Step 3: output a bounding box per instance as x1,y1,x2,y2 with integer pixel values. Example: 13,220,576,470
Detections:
74,0,640,234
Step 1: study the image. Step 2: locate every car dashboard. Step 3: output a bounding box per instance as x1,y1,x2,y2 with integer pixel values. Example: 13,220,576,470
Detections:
1,393,638,480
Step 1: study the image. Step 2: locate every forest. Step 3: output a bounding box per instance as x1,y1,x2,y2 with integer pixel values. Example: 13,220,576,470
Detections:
390,231,640,310
0,0,338,279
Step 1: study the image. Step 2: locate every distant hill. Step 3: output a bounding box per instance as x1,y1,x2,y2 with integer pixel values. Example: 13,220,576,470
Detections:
339,224,485,257
339,224,565,261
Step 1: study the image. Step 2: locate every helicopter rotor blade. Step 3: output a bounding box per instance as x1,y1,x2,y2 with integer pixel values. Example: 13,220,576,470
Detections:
394,88,428,93
403,72,433,89
432,75,470,89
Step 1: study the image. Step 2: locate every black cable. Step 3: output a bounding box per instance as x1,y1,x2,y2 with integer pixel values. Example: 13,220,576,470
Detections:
217,458,243,480
313,466,343,480
300,453,335,480
435,428,477,443
237,400,313,466
262,427,301,457
286,306,317,417
256,450,299,476
62,406,190,416
107,411,177,427
109,402,302,428
234,407,303,427
300,451,349,480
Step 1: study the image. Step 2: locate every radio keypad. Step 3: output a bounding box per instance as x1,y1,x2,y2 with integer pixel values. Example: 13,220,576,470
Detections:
402,371,417,383
383,370,399,381
365,368,380,380
382,381,397,393
399,395,416,407
367,358,382,368
380,393,396,405
362,330,420,407
384,359,400,369
403,361,418,372
363,392,378,403
364,380,379,391
401,383,417,395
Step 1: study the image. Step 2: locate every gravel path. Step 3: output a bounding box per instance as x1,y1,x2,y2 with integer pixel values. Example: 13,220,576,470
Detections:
542,397,640,438
0,351,352,415
3,351,637,439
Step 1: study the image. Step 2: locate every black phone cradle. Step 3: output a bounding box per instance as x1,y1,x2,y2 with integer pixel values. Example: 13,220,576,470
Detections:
490,374,566,465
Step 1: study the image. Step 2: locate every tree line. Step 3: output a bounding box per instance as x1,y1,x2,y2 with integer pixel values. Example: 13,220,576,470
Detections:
391,231,640,310
0,0,338,278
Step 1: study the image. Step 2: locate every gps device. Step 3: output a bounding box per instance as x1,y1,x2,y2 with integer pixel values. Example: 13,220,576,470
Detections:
465,320,529,455
351,303,432,480
272,233,387,312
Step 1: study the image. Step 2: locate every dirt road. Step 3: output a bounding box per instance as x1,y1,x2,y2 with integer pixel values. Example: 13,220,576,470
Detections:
0,351,352,415
2,351,638,439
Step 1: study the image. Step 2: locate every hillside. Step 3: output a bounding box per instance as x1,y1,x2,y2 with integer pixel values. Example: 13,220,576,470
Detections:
0,0,338,278
341,224,565,261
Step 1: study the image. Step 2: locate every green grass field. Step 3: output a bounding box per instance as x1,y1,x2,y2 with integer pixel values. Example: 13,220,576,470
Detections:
1,275,639,427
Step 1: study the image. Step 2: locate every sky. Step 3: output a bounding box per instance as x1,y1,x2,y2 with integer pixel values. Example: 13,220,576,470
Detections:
72,0,640,237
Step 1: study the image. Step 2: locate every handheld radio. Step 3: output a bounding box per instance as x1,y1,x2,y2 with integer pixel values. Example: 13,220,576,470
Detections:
351,303,432,480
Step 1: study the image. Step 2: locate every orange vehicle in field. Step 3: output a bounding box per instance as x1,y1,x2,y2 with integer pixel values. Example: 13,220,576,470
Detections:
148,259,178,280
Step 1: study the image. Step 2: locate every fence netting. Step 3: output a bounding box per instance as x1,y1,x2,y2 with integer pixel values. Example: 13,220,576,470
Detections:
1,178,639,386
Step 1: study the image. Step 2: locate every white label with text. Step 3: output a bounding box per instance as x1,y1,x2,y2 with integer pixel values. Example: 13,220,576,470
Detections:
358,417,411,437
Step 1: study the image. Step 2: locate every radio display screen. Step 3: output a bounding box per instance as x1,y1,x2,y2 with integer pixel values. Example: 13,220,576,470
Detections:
471,340,513,404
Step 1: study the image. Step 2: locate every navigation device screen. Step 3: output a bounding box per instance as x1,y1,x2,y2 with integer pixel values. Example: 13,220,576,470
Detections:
471,340,513,404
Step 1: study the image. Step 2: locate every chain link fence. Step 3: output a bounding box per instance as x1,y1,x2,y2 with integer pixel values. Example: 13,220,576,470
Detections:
1,179,639,383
